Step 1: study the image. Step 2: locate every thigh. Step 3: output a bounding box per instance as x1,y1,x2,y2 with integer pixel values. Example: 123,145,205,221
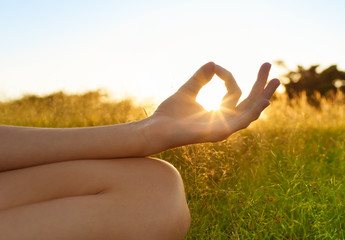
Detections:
0,193,117,240
0,159,116,210
0,158,190,240
0,157,183,211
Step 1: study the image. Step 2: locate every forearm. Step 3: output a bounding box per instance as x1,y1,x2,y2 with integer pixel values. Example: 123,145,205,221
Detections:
0,119,155,171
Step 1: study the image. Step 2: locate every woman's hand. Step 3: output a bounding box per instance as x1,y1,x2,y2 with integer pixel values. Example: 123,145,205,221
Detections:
144,62,280,153
0,62,280,170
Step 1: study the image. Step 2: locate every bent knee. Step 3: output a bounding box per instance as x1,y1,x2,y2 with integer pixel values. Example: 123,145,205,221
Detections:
105,158,190,239
107,157,185,194
136,158,191,239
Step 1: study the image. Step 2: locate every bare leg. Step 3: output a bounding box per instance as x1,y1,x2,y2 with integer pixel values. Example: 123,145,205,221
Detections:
0,158,190,240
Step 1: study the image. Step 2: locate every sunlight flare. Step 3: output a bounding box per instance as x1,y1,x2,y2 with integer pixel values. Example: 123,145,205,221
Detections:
196,75,227,111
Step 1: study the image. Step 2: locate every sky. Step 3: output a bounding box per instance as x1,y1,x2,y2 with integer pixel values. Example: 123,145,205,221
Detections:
1,0,345,109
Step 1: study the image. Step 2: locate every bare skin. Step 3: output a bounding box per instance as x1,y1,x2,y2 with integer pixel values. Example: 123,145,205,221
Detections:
0,62,280,239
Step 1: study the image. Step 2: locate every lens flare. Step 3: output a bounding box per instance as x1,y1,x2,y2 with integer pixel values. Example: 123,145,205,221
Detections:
196,76,227,111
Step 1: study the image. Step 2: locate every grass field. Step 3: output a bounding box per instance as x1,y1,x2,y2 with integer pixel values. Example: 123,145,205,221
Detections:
1,91,344,239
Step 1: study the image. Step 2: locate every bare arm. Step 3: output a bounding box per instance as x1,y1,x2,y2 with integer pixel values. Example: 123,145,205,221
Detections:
0,120,150,171
0,62,279,171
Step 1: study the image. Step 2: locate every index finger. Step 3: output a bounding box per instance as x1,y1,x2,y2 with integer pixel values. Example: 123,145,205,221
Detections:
178,62,215,98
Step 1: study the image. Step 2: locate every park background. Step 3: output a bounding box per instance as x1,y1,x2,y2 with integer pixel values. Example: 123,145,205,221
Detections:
1,1,345,239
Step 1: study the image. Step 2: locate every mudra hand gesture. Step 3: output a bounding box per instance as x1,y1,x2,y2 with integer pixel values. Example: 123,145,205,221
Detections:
146,62,280,153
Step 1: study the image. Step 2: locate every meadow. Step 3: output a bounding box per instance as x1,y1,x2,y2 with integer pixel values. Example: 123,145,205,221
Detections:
1,90,344,239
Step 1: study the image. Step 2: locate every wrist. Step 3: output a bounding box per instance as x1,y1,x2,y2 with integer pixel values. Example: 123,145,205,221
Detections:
139,116,163,156
140,115,179,156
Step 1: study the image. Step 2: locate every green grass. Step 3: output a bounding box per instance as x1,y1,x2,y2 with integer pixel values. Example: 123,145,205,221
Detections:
1,90,344,239
172,128,345,239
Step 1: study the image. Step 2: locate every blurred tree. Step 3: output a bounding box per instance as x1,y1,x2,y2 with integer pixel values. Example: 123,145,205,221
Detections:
276,61,345,106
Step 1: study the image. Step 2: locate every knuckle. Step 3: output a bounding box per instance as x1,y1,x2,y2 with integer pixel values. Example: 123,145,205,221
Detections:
236,89,242,97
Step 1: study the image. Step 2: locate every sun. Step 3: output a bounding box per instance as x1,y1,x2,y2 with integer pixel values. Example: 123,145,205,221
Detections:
196,76,227,111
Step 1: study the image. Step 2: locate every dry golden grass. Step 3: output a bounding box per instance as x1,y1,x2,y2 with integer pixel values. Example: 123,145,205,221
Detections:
0,90,344,239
